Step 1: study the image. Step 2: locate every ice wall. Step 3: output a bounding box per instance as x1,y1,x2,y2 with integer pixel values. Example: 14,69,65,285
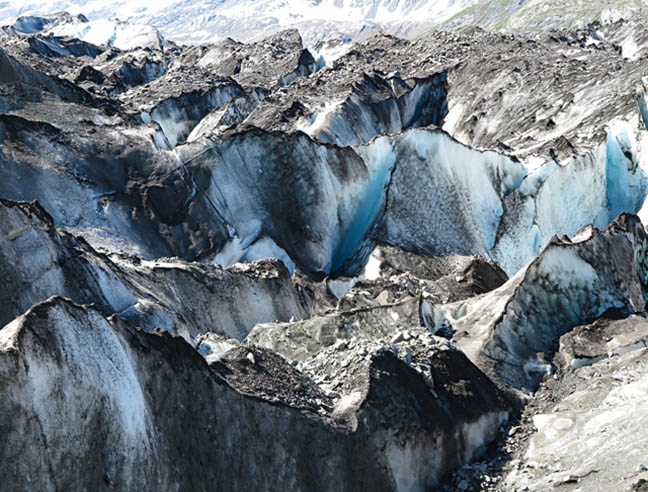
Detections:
493,119,648,274
438,214,648,390
303,73,448,147
185,119,648,280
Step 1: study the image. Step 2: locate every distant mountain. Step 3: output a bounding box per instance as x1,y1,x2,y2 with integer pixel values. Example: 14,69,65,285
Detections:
0,0,478,45
2,0,648,46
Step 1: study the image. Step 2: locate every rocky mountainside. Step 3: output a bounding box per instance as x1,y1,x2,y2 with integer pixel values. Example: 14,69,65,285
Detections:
438,0,648,35
2,10,648,492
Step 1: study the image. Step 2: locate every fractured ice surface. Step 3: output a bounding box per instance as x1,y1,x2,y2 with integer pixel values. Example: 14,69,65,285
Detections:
177,118,648,280
436,213,648,390
298,72,448,147
2,17,648,284
375,128,527,263
150,84,243,148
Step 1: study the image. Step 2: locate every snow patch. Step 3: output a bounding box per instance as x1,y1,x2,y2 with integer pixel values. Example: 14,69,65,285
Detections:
297,101,344,137
621,36,640,61
210,234,295,273
441,102,464,136
364,251,381,280
241,237,296,274
333,390,364,415
311,41,353,70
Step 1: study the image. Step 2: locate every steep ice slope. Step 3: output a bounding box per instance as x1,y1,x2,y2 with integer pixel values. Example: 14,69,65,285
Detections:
491,118,648,274
373,129,527,261
435,214,648,390
0,198,310,343
176,129,375,276
364,125,646,275
3,23,648,281
172,126,522,277
170,113,648,278
0,296,509,491
1,84,645,281
0,300,154,491
437,310,648,491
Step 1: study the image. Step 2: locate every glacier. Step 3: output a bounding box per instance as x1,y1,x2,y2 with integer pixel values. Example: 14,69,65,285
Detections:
2,15,648,491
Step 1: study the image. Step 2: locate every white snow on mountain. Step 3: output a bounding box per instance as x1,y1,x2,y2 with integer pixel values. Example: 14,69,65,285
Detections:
47,17,166,50
0,0,480,45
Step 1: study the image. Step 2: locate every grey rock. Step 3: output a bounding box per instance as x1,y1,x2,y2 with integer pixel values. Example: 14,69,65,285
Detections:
340,245,509,311
246,296,424,362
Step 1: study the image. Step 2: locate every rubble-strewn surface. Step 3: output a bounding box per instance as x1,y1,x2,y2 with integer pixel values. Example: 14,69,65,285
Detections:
438,313,648,492
503,316,648,492
440,213,648,390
